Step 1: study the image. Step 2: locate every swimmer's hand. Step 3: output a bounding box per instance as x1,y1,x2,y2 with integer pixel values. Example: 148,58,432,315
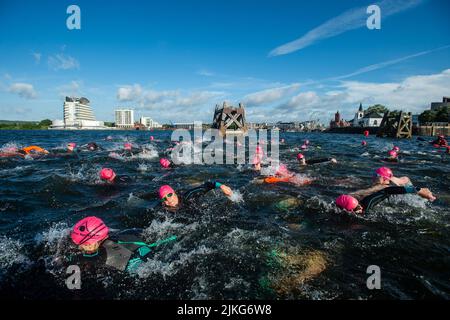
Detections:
417,188,436,202
220,184,233,197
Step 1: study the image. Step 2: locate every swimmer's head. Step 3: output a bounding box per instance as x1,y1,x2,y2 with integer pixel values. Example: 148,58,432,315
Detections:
67,143,76,151
71,216,109,252
301,144,307,150
388,150,398,158
361,141,367,146
159,185,179,208
438,135,445,139
296,153,304,160
124,143,132,151
99,168,116,182
87,142,98,151
373,167,393,184
335,195,363,214
393,146,400,152
150,136,154,141
159,158,171,168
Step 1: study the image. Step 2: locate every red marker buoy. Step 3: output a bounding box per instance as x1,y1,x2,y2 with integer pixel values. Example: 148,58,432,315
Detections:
363,130,369,137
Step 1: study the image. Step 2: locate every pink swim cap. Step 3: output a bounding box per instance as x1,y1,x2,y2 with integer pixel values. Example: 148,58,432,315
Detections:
71,216,109,246
124,143,132,150
361,141,367,146
67,143,76,149
301,144,307,150
100,168,116,182
159,185,175,199
388,150,398,158
393,146,400,152
150,136,154,141
375,167,393,180
297,153,304,160
335,195,359,211
159,158,171,168
304,140,309,145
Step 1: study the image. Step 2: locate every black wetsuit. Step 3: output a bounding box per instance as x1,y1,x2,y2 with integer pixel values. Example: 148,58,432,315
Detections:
142,181,222,214
360,185,418,212
122,147,143,157
66,229,172,273
305,157,334,165
79,142,102,151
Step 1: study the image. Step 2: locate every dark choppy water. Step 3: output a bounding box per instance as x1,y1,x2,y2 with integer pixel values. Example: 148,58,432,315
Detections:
0,130,449,300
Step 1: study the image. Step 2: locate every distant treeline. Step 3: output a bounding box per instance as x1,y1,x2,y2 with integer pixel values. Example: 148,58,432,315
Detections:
0,119,52,130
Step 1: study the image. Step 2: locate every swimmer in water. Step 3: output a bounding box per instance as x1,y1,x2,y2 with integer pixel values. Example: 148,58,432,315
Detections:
336,185,436,214
79,142,102,151
99,168,133,184
383,150,399,163
431,135,448,147
296,153,337,166
65,216,175,272
122,142,138,157
16,145,49,157
253,144,264,171
351,167,419,200
159,157,174,169
156,181,233,213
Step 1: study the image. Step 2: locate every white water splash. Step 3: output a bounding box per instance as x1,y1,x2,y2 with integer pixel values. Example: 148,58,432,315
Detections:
0,236,31,271
228,190,244,203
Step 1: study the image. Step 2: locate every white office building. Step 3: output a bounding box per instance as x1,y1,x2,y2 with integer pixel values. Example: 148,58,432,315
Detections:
115,109,135,128
50,97,107,130
140,116,162,129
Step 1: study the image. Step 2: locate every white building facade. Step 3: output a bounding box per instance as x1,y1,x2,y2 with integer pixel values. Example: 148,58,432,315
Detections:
115,109,135,128
140,116,162,129
50,97,107,130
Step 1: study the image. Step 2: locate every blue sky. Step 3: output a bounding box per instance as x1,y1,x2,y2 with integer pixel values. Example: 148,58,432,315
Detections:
0,0,449,123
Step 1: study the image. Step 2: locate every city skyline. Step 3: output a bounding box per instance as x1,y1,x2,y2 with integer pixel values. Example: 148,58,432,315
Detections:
1,0,449,124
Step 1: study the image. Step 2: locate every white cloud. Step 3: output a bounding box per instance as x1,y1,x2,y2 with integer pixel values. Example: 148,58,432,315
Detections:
117,84,143,101
8,83,37,99
57,81,82,98
272,69,450,122
48,54,80,70
269,0,423,56
242,83,301,106
197,69,214,77
330,45,450,80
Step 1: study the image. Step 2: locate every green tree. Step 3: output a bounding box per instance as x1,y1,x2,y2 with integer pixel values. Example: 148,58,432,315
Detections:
418,110,436,124
39,119,52,127
366,104,389,115
434,106,449,122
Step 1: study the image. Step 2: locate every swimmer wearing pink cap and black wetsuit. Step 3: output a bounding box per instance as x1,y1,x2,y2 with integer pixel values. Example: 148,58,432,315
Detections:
296,153,337,166
67,216,174,272
156,181,233,213
336,184,436,214
99,168,133,184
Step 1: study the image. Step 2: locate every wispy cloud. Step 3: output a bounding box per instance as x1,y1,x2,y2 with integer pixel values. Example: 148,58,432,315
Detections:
329,45,450,80
8,82,37,99
269,0,423,56
48,53,80,70
31,51,42,64
197,69,215,77
242,83,301,106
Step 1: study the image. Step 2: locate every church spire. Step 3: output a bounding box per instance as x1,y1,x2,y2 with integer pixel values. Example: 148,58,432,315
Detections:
358,103,363,112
